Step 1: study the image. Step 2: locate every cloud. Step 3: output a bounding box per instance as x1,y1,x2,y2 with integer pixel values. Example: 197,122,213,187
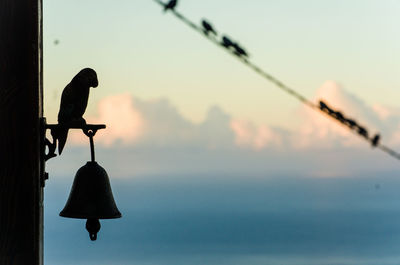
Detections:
70,81,400,153
293,81,368,149
51,81,400,179
74,93,285,150
230,120,283,150
197,105,236,149
229,81,400,150
69,93,144,146
90,93,144,145
71,95,236,149
292,81,400,149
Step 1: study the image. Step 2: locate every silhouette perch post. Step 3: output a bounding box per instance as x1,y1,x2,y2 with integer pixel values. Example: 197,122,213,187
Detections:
0,0,43,264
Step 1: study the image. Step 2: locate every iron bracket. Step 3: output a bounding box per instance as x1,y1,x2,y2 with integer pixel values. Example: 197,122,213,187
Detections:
40,117,106,187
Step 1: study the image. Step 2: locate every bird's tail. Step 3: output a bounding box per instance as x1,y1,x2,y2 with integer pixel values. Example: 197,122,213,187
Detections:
55,127,69,155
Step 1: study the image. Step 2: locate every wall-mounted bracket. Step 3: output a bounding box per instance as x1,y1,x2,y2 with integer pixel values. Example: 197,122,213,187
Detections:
44,123,105,161
40,117,106,187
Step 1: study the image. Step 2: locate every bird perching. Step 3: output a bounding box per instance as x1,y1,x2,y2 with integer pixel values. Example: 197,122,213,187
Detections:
55,68,98,154
220,35,249,59
164,0,177,12
151,0,400,161
201,20,217,36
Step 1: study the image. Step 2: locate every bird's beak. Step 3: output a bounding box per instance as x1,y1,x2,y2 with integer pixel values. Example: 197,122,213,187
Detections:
92,79,98,88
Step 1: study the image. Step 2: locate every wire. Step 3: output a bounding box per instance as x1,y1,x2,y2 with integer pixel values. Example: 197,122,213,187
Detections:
153,0,400,161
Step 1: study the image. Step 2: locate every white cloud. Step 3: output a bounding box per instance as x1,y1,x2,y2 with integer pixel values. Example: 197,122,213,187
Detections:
69,93,144,146
70,81,400,153
53,81,400,179
72,95,236,149
292,81,400,149
229,81,400,150
230,120,283,150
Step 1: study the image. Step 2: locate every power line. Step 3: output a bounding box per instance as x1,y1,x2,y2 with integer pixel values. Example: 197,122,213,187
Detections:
153,0,400,161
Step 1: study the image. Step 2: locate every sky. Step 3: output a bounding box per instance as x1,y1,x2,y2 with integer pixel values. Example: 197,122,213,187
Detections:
44,0,400,126
43,1,400,264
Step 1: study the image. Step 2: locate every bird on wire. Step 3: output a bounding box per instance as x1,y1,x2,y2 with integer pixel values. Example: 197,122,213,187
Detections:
55,68,98,154
201,19,217,36
151,0,400,162
357,126,369,139
164,0,178,12
371,134,380,147
221,36,234,48
232,42,249,58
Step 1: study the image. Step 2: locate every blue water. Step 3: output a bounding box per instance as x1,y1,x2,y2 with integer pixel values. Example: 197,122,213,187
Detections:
44,173,400,265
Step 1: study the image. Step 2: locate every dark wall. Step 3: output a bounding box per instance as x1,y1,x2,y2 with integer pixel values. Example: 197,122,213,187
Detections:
0,0,43,264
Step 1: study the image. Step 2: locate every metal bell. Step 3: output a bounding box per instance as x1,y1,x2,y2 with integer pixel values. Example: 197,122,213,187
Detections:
60,161,121,240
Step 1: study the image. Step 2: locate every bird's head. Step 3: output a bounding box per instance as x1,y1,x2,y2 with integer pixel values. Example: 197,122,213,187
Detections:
76,68,98,88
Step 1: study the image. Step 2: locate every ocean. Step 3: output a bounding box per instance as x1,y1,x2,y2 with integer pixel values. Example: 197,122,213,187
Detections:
44,173,400,265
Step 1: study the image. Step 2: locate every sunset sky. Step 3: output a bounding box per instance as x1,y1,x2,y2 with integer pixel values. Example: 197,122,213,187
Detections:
43,1,400,264
44,0,400,126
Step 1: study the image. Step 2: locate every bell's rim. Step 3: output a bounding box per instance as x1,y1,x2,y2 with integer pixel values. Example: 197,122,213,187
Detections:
59,212,122,219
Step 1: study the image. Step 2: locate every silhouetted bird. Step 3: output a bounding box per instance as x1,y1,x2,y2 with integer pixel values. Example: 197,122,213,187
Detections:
357,126,369,139
164,0,177,12
371,134,380,147
201,20,217,36
232,43,249,58
345,118,357,129
319,100,335,116
319,101,328,111
333,111,345,123
56,68,98,154
221,36,234,48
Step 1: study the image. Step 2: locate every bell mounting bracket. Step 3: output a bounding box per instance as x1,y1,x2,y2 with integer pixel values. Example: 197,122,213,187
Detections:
40,117,106,187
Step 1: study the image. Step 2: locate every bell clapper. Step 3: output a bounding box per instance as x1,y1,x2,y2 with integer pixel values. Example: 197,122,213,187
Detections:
86,218,101,241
